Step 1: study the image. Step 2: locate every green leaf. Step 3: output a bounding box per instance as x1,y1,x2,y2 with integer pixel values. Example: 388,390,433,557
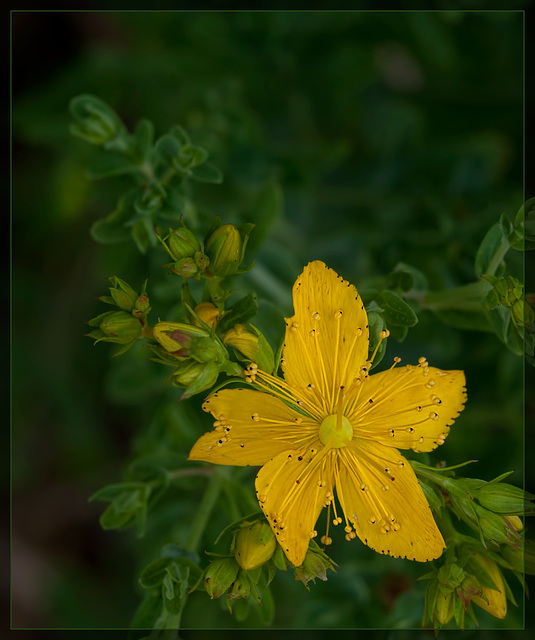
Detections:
218,291,259,334
155,134,182,163
475,223,507,277
191,161,223,184
386,262,429,293
161,572,184,614
375,290,418,327
87,152,138,179
255,583,275,625
131,217,157,254
132,118,154,164
90,481,144,502
169,124,190,145
140,557,174,588
90,190,137,244
512,198,535,251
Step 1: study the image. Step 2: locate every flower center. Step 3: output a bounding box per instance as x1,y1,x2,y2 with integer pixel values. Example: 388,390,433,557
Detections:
318,414,353,448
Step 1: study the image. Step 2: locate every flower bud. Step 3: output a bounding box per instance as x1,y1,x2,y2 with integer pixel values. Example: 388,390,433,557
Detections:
203,558,240,599
172,257,199,278
504,515,523,532
193,302,222,329
205,224,243,277
475,481,533,516
234,522,276,571
88,310,143,344
106,276,138,311
153,322,218,361
293,544,336,588
456,574,483,609
470,552,507,619
157,227,201,262
176,361,220,399
69,94,124,145
227,570,252,601
434,591,454,626
132,292,151,319
223,324,259,361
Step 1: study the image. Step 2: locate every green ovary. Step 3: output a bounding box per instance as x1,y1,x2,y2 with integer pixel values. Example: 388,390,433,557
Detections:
319,414,353,448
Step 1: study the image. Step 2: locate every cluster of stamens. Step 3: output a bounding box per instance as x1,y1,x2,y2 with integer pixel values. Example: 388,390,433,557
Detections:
244,362,258,383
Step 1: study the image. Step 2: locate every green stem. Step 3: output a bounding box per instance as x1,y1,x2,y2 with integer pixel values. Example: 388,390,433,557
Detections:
186,465,230,553
486,241,510,277
421,280,491,312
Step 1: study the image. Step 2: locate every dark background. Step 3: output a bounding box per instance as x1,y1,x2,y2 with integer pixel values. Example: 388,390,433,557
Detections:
11,8,533,634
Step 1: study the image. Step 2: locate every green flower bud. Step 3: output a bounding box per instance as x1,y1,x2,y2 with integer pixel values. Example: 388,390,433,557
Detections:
87,310,143,344
434,591,454,625
293,543,336,588
234,522,276,571
205,224,243,277
132,292,151,319
204,558,240,599
512,299,534,329
477,507,521,546
69,94,124,145
106,276,138,311
157,227,201,262
456,574,483,609
227,569,252,601
175,361,220,399
475,481,533,516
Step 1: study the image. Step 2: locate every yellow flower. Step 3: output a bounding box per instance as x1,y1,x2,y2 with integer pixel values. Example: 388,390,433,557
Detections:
223,324,259,361
189,261,467,567
470,552,507,619
194,302,222,329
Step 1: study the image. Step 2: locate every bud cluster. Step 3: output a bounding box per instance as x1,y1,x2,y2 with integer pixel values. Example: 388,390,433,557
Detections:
192,516,337,614
86,277,151,356
422,545,510,629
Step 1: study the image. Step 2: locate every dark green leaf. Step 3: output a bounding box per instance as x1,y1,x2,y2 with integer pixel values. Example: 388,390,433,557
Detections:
90,190,137,244
375,290,418,327
132,118,154,163
87,152,138,179
90,481,144,502
386,262,428,293
190,162,223,184
99,503,135,530
161,573,184,615
255,583,275,626
218,291,259,333
140,557,174,588
155,134,181,162
169,124,190,145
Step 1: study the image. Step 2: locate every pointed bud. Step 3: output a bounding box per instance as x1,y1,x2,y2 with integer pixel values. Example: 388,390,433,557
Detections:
434,591,454,625
153,322,222,362
456,574,483,610
205,224,243,277
193,302,222,329
475,481,534,516
175,361,220,399
88,311,143,344
294,543,336,589
156,226,201,262
223,324,259,361
234,522,277,571
132,292,151,319
470,553,507,619
69,94,124,145
203,558,240,599
107,276,138,311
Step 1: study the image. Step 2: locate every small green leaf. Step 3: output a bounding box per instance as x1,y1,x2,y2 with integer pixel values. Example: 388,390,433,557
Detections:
191,162,223,184
169,124,190,145
140,557,173,588
155,134,182,163
90,481,144,502
161,572,184,614
90,190,137,244
386,262,428,293
218,292,259,334
87,152,138,179
132,118,154,163
375,290,418,327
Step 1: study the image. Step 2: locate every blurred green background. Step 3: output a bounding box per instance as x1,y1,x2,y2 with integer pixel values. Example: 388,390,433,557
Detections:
12,9,532,634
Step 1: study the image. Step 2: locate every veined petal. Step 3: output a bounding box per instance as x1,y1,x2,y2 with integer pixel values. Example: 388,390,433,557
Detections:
336,440,445,561
188,389,319,466
255,446,335,567
282,261,369,415
348,365,466,452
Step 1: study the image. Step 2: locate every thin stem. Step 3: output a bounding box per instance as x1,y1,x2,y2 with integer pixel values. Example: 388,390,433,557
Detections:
186,465,230,553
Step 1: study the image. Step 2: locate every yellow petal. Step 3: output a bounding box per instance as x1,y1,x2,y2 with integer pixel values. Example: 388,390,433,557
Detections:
255,447,335,567
188,389,318,466
282,261,369,415
336,440,445,561
348,365,466,452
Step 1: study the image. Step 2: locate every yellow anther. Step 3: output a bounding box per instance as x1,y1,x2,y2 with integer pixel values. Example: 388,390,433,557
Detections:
379,329,390,339
252,412,260,421
320,536,332,545
290,322,299,332
312,311,320,320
